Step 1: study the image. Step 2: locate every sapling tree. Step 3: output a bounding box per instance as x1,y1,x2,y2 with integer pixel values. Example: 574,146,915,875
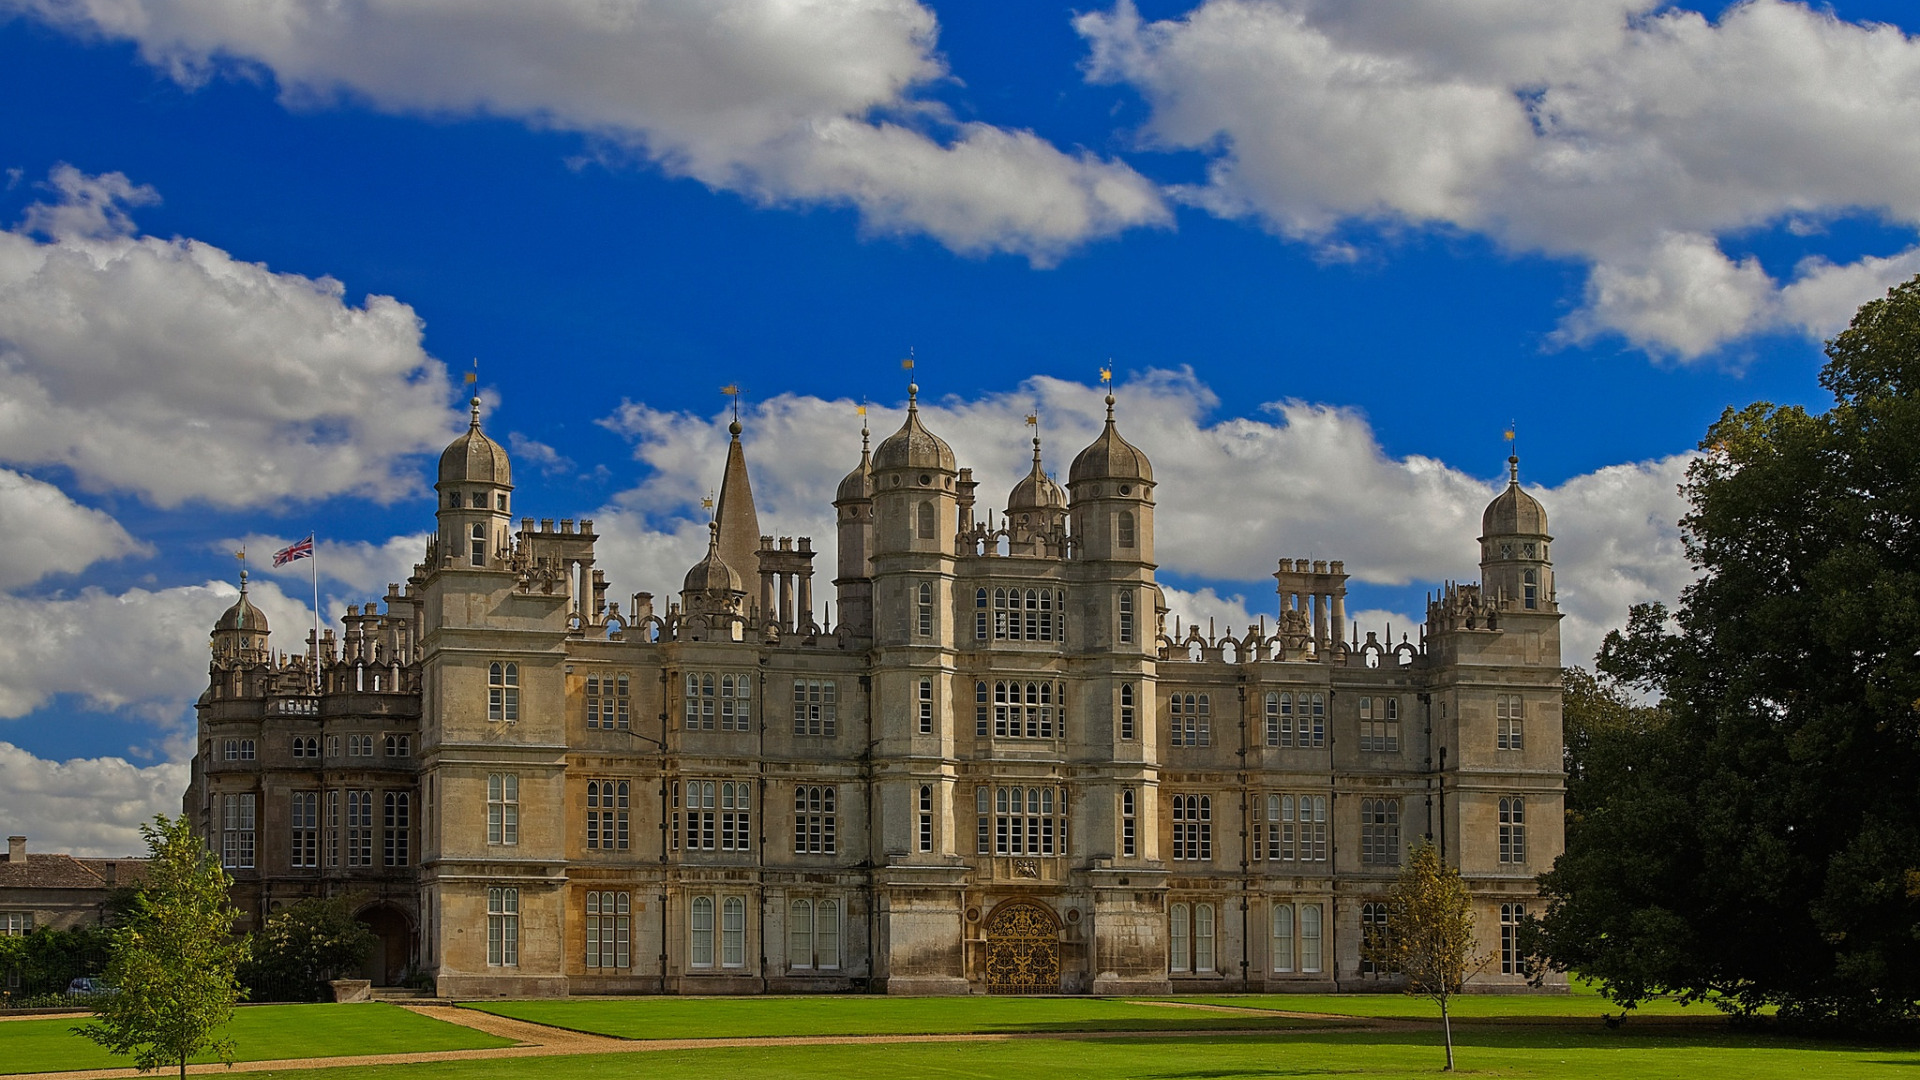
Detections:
1365,841,1489,1070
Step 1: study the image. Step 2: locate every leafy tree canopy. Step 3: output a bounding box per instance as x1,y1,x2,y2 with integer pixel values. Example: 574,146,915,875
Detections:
77,815,245,1079
1366,841,1486,1070
1536,277,1920,1031
240,895,376,1002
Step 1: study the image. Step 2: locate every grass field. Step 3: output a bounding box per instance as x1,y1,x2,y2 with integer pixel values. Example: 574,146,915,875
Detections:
0,1002,515,1075
135,1030,1920,1080
1163,985,1725,1021
469,995,1331,1039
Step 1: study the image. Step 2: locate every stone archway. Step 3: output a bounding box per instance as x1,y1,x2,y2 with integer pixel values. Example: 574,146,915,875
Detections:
355,903,411,986
983,899,1061,994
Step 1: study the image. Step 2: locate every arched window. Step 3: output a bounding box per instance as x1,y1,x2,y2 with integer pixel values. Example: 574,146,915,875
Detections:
975,589,989,640
1170,903,1191,972
1499,797,1527,864
1118,590,1135,644
1360,902,1392,975
918,785,933,851
1271,903,1295,972
1194,903,1216,972
1300,903,1323,973
918,678,933,734
917,582,933,637
1119,683,1136,740
721,897,746,967
470,523,486,566
993,589,1011,639
817,900,841,969
787,899,813,969
975,681,989,737
1523,569,1538,609
1120,788,1136,857
916,501,935,540
690,897,714,967
488,662,518,722
1117,510,1135,549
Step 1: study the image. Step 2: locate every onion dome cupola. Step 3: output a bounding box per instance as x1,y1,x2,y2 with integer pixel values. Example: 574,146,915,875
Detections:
1068,391,1155,564
682,520,747,617
833,419,878,637
435,396,515,569
870,382,959,558
872,384,957,475
1007,433,1066,514
836,422,874,505
1479,454,1555,613
1006,427,1067,558
212,569,270,664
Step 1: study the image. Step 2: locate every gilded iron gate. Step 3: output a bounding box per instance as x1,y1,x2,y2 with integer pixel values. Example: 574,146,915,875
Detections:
984,899,1061,994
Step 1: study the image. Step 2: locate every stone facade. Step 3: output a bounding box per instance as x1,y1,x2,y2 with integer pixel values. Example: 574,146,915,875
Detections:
186,387,1564,996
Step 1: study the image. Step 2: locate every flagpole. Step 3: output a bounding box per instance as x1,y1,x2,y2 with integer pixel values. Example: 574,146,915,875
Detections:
310,532,321,694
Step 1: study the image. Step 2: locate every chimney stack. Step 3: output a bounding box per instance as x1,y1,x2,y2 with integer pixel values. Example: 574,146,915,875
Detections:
7,836,24,862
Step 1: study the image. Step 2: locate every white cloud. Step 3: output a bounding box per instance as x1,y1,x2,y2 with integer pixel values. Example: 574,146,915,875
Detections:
0,468,147,588
0,577,311,721
1079,0,1920,357
0,165,465,507
0,741,187,857
595,373,1691,670
233,532,428,599
507,433,572,477
9,0,1170,263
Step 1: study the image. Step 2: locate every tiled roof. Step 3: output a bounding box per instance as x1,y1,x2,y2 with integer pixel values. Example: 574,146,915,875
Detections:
0,853,110,890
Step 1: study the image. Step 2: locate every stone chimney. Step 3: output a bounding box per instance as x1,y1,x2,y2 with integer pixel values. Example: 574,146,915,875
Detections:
7,836,24,862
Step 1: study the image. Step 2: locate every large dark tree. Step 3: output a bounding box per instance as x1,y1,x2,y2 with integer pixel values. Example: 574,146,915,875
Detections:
1537,278,1920,1030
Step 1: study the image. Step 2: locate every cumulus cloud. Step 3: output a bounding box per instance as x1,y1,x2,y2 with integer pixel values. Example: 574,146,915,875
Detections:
0,577,311,721
8,0,1169,262
0,741,188,857
596,373,1691,669
0,165,465,507
233,532,428,600
0,468,146,588
1079,0,1920,357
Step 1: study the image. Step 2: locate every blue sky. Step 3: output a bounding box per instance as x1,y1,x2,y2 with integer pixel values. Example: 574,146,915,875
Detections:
1,0,1917,852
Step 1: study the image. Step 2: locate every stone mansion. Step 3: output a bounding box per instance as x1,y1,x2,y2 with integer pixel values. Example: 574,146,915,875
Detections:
186,384,1564,996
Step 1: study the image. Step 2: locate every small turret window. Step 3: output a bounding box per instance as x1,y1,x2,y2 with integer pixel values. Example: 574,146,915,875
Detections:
1523,570,1538,609
917,582,934,636
488,662,519,722
975,589,989,640
917,501,935,540
470,524,486,566
1118,590,1135,644
1117,511,1135,548
471,492,486,509
496,493,508,511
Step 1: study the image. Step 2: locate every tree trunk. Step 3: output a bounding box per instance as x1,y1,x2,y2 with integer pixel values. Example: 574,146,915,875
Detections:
179,1053,187,1080
1440,995,1455,1070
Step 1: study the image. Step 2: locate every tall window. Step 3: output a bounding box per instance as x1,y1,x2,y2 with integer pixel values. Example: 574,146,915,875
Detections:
1120,788,1136,857
586,780,630,851
1499,797,1527,864
975,589,989,640
346,790,373,867
1300,903,1323,973
1267,794,1328,862
1119,683,1136,740
918,678,933,734
976,787,991,854
290,792,317,869
384,735,410,758
586,673,631,730
1360,798,1400,866
585,891,630,969
1171,794,1212,861
1255,794,1280,861
684,672,746,730
487,773,519,845
325,790,340,868
917,582,933,636
1497,695,1525,750
0,912,29,936
1501,903,1526,975
1170,693,1211,747
1118,590,1134,644
221,793,255,869
383,791,410,867
223,739,255,761
1306,693,1326,747
690,897,714,967
788,899,841,970
992,786,1065,856
291,736,318,758
1169,903,1214,973
1523,569,1538,609
795,786,837,854
487,887,518,966
792,680,838,736
1271,903,1294,972
991,681,1063,738
1360,902,1392,975
916,501,935,540
488,662,519,722
975,680,989,736
722,897,747,967
989,588,1066,641
918,785,933,852
1116,510,1136,549
470,523,486,566
1360,697,1401,752
1266,692,1288,746
720,781,751,852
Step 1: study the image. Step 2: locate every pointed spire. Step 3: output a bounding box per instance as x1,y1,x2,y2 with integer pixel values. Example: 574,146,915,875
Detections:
713,415,761,585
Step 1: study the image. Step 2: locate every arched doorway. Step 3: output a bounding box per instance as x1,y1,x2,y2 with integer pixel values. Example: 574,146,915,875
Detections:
355,904,411,986
984,899,1061,994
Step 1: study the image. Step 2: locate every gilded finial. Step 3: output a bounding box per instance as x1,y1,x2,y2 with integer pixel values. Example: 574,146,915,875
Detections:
857,402,870,452
1100,363,1115,419
722,385,743,436
1504,422,1519,483
466,360,481,425
902,349,917,407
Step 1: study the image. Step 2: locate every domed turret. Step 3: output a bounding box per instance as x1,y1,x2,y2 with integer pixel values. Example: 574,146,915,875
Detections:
1482,456,1548,537
873,385,956,474
439,397,512,487
1069,394,1153,485
837,426,873,503
1479,454,1555,613
211,569,271,666
216,571,269,633
683,521,744,597
1007,433,1065,512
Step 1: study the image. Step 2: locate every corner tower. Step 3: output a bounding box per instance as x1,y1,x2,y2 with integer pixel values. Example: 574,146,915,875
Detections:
834,419,876,637
435,396,514,570
1479,454,1555,614
869,385,960,647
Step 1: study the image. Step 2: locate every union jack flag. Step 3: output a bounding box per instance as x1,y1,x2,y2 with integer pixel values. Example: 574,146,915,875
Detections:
273,535,314,566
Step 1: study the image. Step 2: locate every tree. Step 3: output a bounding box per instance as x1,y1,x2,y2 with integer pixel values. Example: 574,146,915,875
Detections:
240,895,376,1002
78,815,246,1080
1365,842,1486,1070
1536,276,1920,1031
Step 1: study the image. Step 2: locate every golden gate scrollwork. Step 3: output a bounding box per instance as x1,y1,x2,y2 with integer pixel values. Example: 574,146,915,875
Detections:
984,899,1061,994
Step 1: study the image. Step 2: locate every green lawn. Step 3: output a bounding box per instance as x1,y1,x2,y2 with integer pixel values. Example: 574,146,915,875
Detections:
1162,988,1724,1021
469,996,1331,1039
0,1002,514,1074
162,1029,1920,1080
